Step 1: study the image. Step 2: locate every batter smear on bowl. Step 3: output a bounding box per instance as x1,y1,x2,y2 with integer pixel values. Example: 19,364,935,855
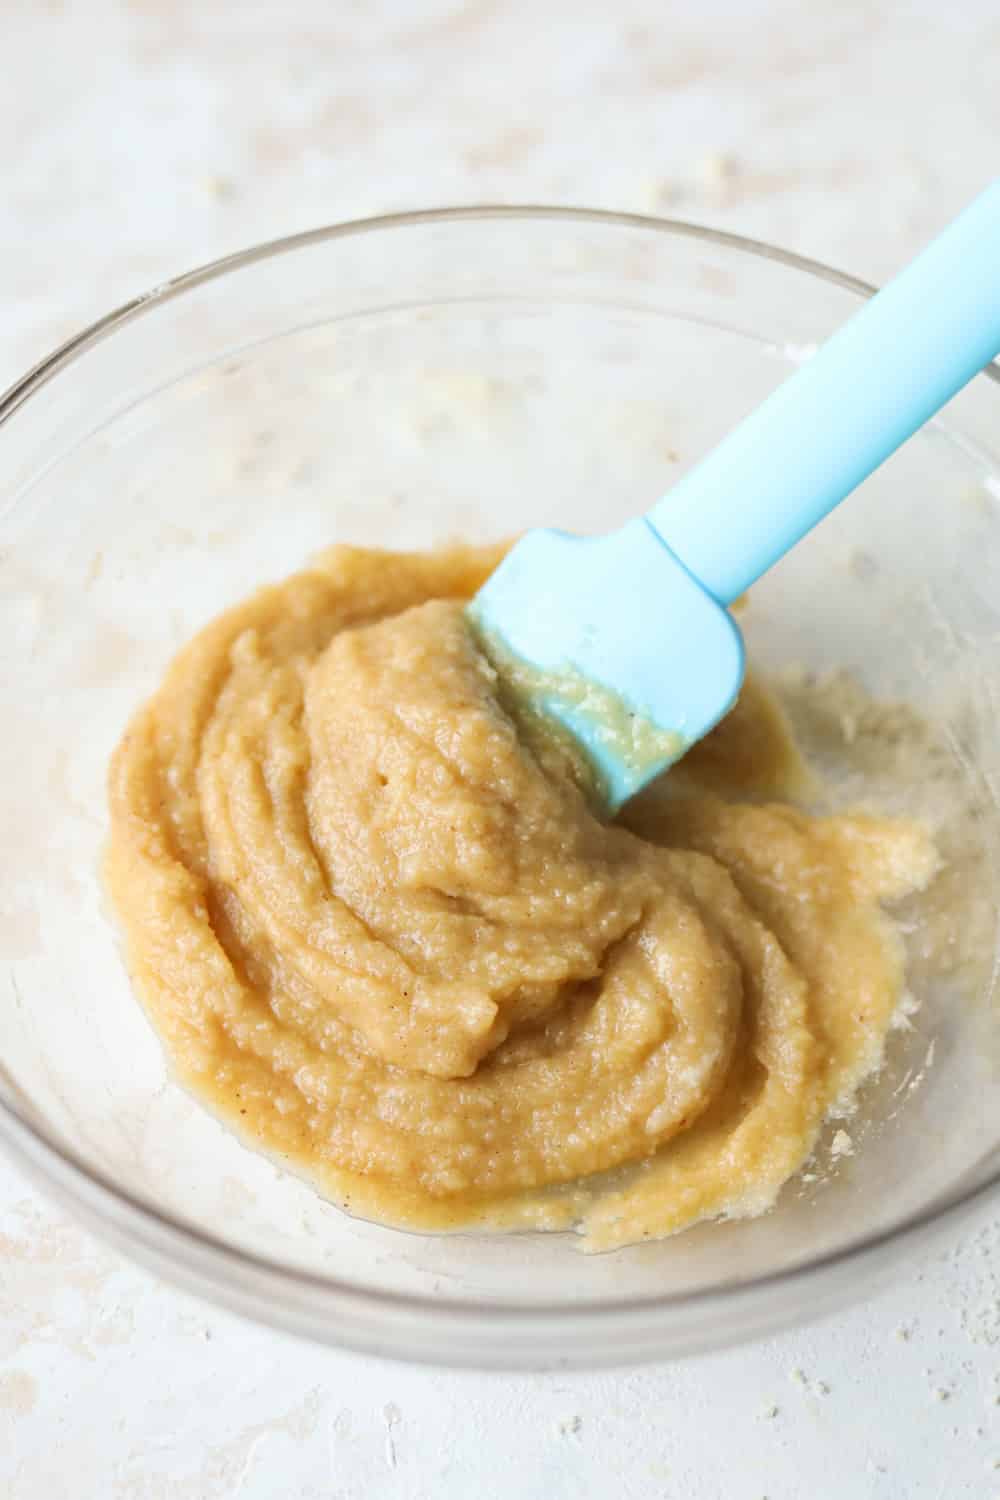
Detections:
106,543,938,1250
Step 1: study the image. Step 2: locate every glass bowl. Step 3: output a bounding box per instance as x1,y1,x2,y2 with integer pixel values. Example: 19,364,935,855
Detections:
1,208,999,1371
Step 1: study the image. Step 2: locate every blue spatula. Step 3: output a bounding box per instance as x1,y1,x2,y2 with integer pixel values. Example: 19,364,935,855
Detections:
469,182,1000,811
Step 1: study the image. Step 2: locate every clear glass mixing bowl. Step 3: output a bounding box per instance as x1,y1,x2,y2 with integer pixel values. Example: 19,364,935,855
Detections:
1,208,999,1370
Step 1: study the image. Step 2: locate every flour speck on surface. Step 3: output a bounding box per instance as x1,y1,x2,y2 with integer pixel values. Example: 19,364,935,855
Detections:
557,1414,583,1437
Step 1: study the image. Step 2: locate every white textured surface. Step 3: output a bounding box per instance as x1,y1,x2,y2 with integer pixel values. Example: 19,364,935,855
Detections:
3,2,1000,1495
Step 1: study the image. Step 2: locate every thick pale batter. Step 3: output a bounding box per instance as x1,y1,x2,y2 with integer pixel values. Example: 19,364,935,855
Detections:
106,544,938,1250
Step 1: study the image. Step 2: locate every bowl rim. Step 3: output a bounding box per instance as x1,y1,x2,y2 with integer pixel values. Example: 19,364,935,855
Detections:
5,202,996,432
1,204,998,1361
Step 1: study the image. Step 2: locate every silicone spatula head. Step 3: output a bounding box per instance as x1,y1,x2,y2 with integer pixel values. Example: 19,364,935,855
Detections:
468,518,745,811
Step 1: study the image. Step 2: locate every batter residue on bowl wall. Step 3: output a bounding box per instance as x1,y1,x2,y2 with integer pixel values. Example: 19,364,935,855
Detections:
106,544,938,1251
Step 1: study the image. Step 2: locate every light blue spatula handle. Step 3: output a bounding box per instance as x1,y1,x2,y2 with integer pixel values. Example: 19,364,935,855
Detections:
648,181,1000,607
